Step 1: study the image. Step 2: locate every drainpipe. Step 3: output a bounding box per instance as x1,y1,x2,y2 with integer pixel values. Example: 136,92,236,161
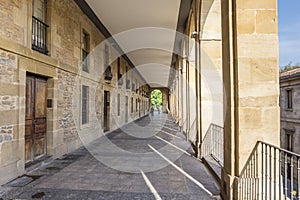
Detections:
193,0,202,159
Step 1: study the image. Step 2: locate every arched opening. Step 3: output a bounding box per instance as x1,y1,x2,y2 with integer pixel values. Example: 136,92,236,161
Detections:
150,89,163,114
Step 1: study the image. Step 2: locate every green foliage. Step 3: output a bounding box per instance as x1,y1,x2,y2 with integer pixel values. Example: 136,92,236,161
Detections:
151,89,162,106
280,62,300,73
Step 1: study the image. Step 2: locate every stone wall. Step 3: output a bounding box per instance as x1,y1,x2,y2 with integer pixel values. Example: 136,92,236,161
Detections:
0,48,22,185
0,125,13,143
0,0,26,46
50,0,82,70
0,0,150,185
57,70,77,142
0,50,18,144
0,49,17,83
280,77,300,154
221,0,279,198
0,96,18,111
200,0,223,135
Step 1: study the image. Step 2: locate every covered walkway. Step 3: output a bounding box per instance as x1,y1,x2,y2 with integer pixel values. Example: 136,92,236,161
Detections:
0,0,281,198
0,114,220,200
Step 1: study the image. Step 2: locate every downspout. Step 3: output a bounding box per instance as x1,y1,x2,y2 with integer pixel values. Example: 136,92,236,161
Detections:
193,0,202,158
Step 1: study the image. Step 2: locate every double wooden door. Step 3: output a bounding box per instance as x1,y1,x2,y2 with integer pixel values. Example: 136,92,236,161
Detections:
25,74,47,164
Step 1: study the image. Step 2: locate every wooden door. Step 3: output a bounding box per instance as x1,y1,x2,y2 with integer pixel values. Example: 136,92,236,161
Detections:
25,74,47,164
103,91,110,132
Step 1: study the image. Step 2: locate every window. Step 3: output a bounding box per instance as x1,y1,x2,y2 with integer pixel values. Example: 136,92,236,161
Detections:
117,58,123,86
126,65,131,89
136,99,138,112
285,131,293,151
117,58,121,77
82,85,89,124
131,97,134,113
82,31,89,72
32,0,49,54
104,44,109,69
117,94,120,116
287,89,293,109
126,65,128,80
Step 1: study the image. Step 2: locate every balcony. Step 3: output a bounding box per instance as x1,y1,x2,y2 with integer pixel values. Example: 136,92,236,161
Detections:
32,16,49,55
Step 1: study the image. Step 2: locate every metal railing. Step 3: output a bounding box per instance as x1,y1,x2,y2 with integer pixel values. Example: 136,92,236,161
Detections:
32,16,49,55
200,123,224,166
238,141,300,200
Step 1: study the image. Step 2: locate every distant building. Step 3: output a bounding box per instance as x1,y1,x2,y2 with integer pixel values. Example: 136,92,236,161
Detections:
280,68,300,153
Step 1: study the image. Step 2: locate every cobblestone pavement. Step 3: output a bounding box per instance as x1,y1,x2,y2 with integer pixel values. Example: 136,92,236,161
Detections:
0,114,220,200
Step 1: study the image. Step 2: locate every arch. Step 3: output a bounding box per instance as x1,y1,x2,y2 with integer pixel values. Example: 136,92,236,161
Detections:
150,89,163,113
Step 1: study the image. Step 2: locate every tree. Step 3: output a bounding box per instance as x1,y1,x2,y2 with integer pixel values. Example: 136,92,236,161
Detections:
151,90,162,108
280,62,300,73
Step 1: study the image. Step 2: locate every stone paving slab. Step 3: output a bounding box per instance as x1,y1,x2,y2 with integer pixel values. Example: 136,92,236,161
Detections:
0,114,220,200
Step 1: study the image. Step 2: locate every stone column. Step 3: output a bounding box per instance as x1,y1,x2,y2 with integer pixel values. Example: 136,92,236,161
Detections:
221,0,279,199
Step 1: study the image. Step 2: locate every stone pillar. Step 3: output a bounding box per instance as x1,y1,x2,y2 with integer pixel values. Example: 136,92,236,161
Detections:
221,0,279,199
181,59,188,133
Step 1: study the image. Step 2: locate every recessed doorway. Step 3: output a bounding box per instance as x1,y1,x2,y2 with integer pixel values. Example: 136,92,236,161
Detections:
25,74,47,164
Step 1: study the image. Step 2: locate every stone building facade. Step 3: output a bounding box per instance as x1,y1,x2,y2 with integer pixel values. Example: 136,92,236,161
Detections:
280,68,300,154
0,0,150,185
0,0,281,198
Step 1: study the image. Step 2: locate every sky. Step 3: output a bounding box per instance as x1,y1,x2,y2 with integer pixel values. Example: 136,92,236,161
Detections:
278,0,300,67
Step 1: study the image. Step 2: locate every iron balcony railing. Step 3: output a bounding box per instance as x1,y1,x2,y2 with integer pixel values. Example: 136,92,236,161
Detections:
201,123,224,166
32,16,49,55
239,141,300,200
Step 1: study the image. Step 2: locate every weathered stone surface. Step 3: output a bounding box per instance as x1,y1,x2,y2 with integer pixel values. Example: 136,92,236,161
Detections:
6,175,33,187
0,96,18,111
0,49,17,83
237,9,255,34
57,69,77,142
0,0,25,45
0,125,13,143
256,10,277,34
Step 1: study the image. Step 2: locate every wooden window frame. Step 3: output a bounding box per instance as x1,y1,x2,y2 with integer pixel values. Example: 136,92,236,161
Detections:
82,30,90,73
32,0,49,55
